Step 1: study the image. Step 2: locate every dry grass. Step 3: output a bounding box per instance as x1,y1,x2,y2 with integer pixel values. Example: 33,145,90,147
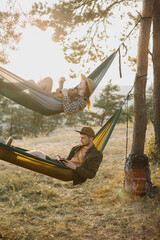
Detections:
0,124,160,240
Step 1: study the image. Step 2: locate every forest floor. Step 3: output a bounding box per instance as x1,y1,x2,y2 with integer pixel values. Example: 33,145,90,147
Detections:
0,123,160,240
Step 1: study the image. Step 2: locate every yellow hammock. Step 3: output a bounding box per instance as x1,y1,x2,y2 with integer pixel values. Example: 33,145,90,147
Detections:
0,107,122,181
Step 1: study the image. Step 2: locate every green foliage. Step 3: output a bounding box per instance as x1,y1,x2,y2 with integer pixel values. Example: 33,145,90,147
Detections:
146,85,153,123
121,85,153,125
146,135,160,164
44,113,65,136
0,96,65,138
88,111,104,126
74,110,93,126
118,109,132,123
0,81,136,136
93,80,125,125
0,0,23,64
64,110,90,127
65,114,78,127
30,0,140,66
1,82,153,137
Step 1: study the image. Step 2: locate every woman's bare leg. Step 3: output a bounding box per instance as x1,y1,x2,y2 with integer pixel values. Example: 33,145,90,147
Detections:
37,77,53,93
27,80,37,85
26,78,53,93
27,150,47,159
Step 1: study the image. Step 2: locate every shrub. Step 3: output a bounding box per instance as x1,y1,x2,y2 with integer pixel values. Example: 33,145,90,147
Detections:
146,136,160,163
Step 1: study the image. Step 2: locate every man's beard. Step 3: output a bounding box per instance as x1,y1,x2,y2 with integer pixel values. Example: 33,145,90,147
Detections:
81,142,90,146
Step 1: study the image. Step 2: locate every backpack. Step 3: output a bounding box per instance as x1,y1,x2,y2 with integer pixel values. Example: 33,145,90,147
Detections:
123,153,159,197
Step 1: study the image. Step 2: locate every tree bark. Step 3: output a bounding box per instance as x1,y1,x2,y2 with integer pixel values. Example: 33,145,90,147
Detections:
153,0,160,147
131,0,153,154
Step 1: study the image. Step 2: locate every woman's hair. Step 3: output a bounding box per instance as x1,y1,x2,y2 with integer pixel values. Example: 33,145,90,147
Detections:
83,83,90,99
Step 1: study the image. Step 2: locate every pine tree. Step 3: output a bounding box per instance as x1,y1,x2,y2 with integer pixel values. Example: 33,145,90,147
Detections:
93,80,124,126
75,110,93,126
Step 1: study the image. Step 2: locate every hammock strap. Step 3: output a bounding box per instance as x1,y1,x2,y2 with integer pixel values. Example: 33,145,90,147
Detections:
125,96,129,159
118,48,122,78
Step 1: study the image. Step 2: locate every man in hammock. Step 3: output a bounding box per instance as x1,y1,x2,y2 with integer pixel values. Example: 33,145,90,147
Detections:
28,127,103,185
28,74,95,114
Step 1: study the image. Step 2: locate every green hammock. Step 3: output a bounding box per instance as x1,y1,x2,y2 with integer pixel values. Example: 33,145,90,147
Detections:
0,51,117,115
0,104,124,182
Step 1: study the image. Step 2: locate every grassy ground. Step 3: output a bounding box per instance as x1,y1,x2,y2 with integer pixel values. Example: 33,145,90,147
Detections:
0,124,160,240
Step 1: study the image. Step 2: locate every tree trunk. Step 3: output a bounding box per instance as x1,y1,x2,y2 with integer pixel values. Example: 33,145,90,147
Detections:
153,0,160,147
131,0,153,154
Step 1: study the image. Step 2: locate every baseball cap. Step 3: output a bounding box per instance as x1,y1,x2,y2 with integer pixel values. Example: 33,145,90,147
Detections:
75,127,95,138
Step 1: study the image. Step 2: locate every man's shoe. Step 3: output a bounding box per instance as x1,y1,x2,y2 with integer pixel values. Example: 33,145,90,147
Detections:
6,136,14,146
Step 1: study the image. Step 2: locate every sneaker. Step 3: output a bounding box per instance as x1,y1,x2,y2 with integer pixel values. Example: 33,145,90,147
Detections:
6,136,14,146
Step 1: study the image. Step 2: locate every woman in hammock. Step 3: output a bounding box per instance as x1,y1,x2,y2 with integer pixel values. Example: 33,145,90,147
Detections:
28,74,95,114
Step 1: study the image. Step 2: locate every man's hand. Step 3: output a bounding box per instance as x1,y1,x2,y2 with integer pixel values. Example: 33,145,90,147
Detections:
63,160,77,170
56,155,66,160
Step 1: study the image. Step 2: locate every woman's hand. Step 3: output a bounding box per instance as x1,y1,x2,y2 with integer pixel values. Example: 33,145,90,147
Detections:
59,77,66,83
59,77,66,90
62,89,68,96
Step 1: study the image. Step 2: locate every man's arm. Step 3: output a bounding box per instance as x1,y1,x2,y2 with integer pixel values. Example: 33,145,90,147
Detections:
64,153,103,179
63,160,77,170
